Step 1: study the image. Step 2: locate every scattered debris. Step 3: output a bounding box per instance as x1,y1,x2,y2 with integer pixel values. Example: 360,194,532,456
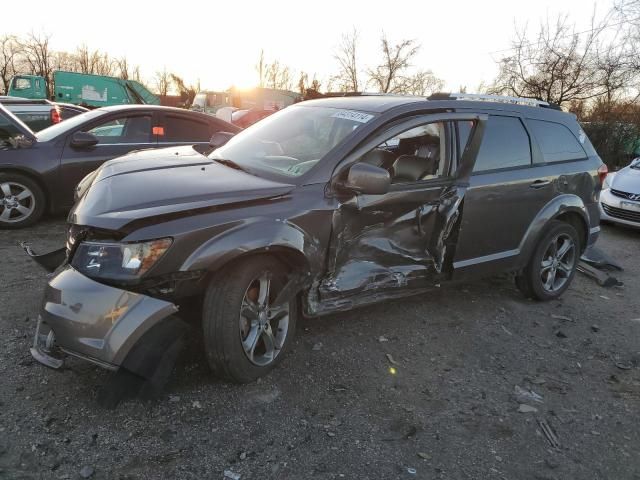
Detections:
378,336,389,342
518,404,538,413
514,385,544,404
385,353,400,366
615,361,633,370
590,325,600,333
599,295,610,300
192,400,202,409
417,452,431,460
577,261,623,288
224,470,242,480
545,458,560,469
312,342,323,351
501,325,513,336
239,452,247,460
407,467,417,475
538,419,560,449
326,431,336,437
555,330,568,339
551,314,573,322
79,466,95,479
168,395,180,403
580,245,624,271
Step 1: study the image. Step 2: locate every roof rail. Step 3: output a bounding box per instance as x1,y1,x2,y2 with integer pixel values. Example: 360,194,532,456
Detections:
427,92,562,110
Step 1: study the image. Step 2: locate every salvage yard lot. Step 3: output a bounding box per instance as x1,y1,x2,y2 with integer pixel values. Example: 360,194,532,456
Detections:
1,218,639,480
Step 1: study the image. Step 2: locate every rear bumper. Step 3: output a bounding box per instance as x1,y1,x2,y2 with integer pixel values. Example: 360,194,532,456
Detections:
599,189,640,228
31,266,178,370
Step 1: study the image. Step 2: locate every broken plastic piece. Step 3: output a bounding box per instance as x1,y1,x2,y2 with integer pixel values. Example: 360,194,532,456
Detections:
580,245,623,271
21,243,66,273
577,261,623,288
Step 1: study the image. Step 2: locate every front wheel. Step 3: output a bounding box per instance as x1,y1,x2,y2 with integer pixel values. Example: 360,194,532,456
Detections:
516,220,580,301
202,256,297,383
0,173,45,228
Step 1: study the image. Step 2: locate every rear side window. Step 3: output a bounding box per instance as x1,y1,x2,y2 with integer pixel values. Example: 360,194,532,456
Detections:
164,116,212,142
528,119,586,162
471,116,531,172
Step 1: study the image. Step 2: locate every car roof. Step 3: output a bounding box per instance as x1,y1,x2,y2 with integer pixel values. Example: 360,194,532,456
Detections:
100,104,208,114
0,97,51,105
298,94,574,121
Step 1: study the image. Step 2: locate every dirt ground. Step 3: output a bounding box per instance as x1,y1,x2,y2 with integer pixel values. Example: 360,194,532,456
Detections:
0,217,639,480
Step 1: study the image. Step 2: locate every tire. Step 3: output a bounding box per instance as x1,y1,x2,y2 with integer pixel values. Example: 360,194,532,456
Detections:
0,173,45,228
515,220,581,301
202,256,297,383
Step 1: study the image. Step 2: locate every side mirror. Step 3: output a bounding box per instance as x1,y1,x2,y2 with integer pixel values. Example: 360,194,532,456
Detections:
209,131,235,148
344,163,390,195
70,131,99,149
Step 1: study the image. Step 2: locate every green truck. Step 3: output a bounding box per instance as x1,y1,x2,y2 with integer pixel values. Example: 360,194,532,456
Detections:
8,71,160,107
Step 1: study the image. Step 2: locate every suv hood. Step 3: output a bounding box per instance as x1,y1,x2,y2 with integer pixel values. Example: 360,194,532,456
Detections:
70,146,295,231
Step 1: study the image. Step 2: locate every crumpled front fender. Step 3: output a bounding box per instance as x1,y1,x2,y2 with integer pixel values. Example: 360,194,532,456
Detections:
35,266,178,368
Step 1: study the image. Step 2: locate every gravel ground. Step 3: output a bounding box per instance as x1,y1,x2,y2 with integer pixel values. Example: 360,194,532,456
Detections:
1,217,639,480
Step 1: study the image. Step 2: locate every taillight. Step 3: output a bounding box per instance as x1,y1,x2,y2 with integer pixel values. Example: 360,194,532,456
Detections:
597,164,609,185
50,108,61,124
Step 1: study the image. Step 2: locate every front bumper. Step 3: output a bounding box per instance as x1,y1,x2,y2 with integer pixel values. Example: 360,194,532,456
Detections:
31,265,178,370
600,189,640,228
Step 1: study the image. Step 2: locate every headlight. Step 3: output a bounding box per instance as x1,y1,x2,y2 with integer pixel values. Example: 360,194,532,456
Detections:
71,238,172,280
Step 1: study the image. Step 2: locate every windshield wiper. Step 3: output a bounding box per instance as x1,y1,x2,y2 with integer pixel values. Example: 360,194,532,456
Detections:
213,158,251,174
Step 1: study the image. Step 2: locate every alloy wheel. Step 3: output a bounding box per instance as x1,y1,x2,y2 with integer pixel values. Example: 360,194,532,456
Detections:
0,182,35,224
540,233,576,293
239,272,290,366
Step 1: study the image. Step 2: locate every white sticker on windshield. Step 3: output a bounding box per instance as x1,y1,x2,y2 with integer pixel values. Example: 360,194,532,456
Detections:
331,110,374,123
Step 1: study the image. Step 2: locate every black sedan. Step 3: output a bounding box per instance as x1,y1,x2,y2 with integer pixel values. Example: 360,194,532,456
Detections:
0,104,240,227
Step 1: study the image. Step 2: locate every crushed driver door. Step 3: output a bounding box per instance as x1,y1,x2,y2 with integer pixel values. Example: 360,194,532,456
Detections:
317,113,486,312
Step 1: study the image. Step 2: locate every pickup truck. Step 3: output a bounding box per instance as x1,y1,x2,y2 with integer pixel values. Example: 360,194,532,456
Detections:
0,97,87,131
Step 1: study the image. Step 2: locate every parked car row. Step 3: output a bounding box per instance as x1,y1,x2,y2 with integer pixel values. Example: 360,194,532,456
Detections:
25,93,607,392
0,104,240,227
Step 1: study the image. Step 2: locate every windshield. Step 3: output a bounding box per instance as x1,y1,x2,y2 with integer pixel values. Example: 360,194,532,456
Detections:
36,109,104,142
210,105,376,178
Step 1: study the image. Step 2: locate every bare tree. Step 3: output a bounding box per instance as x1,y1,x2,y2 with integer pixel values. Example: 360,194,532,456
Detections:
18,32,54,97
74,44,114,76
489,14,624,106
170,73,197,106
154,68,171,96
367,33,421,93
298,71,322,94
256,49,266,88
116,56,129,80
405,70,445,96
332,28,360,92
0,35,22,94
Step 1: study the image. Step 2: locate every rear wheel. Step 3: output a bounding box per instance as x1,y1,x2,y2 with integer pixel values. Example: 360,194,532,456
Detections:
0,173,45,228
202,256,297,383
515,220,580,301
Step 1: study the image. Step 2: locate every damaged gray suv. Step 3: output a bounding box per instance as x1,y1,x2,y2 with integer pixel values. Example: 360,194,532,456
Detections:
30,93,604,387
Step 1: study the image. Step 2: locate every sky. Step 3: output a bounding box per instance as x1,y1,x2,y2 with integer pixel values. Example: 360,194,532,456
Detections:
6,0,618,93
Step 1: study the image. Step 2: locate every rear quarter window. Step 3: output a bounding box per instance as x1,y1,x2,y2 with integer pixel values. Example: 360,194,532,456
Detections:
470,116,532,172
164,115,212,142
528,119,587,163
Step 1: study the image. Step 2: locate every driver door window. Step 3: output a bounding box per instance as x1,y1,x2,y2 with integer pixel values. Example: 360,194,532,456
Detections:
359,122,449,184
84,115,152,144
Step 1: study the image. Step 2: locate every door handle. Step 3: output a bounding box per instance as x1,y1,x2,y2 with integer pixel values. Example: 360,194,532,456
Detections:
530,179,551,189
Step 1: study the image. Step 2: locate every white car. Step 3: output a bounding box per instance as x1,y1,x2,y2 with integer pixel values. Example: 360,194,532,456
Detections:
600,158,640,228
